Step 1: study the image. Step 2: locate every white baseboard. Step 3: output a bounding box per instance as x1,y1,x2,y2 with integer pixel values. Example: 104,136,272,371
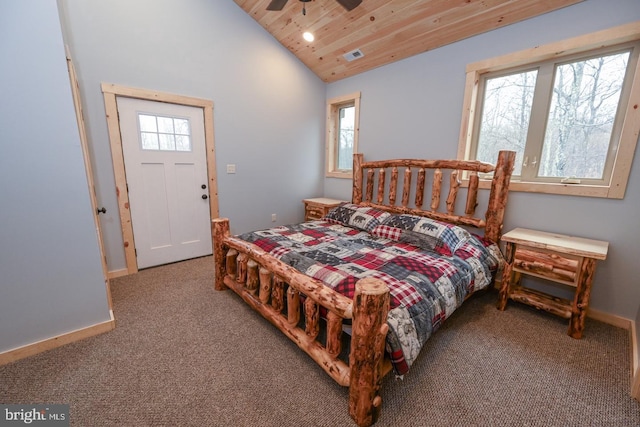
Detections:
0,311,116,366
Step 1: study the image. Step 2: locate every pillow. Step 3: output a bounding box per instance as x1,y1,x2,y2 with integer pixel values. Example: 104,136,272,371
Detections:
322,203,392,232
372,214,472,255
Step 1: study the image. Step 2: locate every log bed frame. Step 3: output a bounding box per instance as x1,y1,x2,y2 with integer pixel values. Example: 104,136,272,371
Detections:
212,150,515,426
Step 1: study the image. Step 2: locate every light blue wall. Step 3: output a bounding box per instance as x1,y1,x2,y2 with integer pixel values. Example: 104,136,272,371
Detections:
326,0,640,320
0,1,111,353
57,0,326,271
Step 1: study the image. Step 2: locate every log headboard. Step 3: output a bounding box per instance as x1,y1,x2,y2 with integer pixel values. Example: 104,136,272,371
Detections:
352,150,516,243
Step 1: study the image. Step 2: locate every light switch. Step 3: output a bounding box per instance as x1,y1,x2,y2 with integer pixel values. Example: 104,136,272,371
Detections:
226,164,236,174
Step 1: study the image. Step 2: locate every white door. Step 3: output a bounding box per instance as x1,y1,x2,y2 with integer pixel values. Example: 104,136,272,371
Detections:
117,97,212,269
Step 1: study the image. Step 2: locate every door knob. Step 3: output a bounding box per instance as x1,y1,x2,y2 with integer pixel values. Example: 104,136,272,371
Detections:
201,184,207,189
202,194,208,200
96,207,107,215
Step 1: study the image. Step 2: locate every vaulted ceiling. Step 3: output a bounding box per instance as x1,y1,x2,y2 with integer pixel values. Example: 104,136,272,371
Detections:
234,0,584,82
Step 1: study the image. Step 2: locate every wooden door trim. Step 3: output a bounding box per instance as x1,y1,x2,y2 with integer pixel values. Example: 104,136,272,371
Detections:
101,83,219,275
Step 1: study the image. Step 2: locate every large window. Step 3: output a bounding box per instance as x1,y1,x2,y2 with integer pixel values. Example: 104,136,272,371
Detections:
326,92,360,178
458,23,640,199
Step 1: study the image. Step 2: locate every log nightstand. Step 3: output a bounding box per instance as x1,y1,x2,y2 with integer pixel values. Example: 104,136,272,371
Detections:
497,228,609,339
302,198,344,221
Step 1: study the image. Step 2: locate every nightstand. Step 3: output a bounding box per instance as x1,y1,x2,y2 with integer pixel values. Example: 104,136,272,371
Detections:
302,198,344,221
497,228,608,339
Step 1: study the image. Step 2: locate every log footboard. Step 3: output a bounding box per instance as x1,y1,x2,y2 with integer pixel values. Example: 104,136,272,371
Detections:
212,218,391,427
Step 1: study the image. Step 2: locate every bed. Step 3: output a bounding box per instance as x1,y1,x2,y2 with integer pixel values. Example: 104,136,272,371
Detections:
212,150,515,426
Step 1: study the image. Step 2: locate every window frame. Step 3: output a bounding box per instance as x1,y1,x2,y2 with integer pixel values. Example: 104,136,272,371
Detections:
326,92,361,179
457,22,640,199
137,113,193,152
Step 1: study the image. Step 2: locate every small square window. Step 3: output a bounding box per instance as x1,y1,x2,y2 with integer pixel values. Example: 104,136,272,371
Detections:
138,114,192,152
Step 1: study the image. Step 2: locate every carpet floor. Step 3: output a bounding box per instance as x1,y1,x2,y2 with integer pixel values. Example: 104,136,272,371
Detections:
1,256,639,426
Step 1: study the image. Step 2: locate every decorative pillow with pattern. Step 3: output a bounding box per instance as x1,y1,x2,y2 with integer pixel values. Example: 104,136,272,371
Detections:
371,214,472,255
322,203,392,232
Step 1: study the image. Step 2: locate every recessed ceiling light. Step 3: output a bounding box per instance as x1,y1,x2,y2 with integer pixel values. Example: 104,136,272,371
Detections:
303,31,315,42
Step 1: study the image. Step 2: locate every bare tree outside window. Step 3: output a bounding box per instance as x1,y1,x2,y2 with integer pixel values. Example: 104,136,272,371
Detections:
138,114,192,152
540,52,629,179
475,49,631,183
477,70,537,176
460,26,640,198
337,106,355,170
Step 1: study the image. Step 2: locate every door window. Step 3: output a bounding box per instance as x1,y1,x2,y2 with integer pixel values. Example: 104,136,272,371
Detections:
138,113,192,152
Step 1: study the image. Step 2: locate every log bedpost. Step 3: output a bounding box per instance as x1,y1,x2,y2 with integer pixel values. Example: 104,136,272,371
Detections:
287,287,300,326
465,172,479,216
226,249,238,280
212,218,231,291
389,167,398,206
272,277,285,313
305,298,320,340
237,253,248,284
366,169,375,203
485,150,515,243
377,169,385,204
326,311,343,358
259,268,272,304
246,260,259,295
401,168,411,208
445,170,460,215
415,168,425,208
349,278,390,427
431,169,442,211
353,153,364,204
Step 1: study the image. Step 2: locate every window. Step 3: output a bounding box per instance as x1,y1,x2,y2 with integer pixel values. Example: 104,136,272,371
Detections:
458,23,640,199
326,92,360,178
138,113,192,152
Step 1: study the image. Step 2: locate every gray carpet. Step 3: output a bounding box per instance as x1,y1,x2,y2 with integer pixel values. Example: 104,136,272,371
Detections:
1,256,639,426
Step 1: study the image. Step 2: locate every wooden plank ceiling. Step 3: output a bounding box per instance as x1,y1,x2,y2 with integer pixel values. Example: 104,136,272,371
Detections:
234,0,584,82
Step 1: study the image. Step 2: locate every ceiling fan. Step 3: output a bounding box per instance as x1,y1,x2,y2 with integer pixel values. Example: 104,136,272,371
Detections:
266,0,363,12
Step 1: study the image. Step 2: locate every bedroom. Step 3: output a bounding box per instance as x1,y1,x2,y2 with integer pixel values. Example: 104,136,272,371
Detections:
1,0,640,424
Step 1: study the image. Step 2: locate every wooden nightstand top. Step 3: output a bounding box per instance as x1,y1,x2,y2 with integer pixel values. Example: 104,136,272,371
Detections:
502,228,609,260
302,198,345,207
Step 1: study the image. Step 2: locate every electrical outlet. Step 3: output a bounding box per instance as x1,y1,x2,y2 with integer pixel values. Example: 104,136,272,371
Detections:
226,164,236,174
271,214,277,222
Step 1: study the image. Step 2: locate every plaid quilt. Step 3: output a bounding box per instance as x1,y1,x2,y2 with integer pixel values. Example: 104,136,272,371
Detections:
237,209,503,375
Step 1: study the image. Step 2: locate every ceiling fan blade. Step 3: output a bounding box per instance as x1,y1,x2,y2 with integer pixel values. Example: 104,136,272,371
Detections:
336,0,362,11
266,0,289,11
